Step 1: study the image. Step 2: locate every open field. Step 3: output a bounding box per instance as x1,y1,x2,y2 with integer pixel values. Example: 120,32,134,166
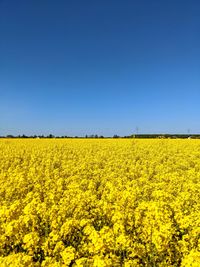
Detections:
0,139,200,266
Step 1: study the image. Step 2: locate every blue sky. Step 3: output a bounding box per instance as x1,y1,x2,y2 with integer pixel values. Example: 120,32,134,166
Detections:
0,0,200,136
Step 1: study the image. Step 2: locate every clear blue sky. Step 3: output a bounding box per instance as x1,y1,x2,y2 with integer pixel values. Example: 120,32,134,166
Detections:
0,0,200,136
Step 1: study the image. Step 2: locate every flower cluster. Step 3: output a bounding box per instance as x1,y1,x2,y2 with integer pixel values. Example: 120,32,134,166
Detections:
0,139,199,266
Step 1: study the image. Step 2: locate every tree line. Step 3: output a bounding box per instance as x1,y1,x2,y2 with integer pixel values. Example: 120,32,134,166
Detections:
1,134,200,139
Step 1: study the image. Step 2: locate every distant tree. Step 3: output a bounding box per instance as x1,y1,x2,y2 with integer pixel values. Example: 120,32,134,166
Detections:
95,134,98,138
113,135,119,138
47,134,54,138
6,135,14,138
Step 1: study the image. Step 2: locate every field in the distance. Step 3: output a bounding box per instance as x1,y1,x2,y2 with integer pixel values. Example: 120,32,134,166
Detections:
0,139,200,266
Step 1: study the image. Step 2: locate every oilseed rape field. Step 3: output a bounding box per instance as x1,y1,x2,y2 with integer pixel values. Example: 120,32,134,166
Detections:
0,139,200,267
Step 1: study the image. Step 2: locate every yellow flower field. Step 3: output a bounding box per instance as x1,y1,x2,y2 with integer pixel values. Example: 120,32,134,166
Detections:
0,139,199,266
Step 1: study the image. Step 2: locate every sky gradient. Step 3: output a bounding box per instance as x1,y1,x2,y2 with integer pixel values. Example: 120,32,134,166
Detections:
0,0,200,136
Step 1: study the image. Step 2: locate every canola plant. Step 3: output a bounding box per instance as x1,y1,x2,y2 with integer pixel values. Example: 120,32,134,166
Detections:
0,139,199,266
